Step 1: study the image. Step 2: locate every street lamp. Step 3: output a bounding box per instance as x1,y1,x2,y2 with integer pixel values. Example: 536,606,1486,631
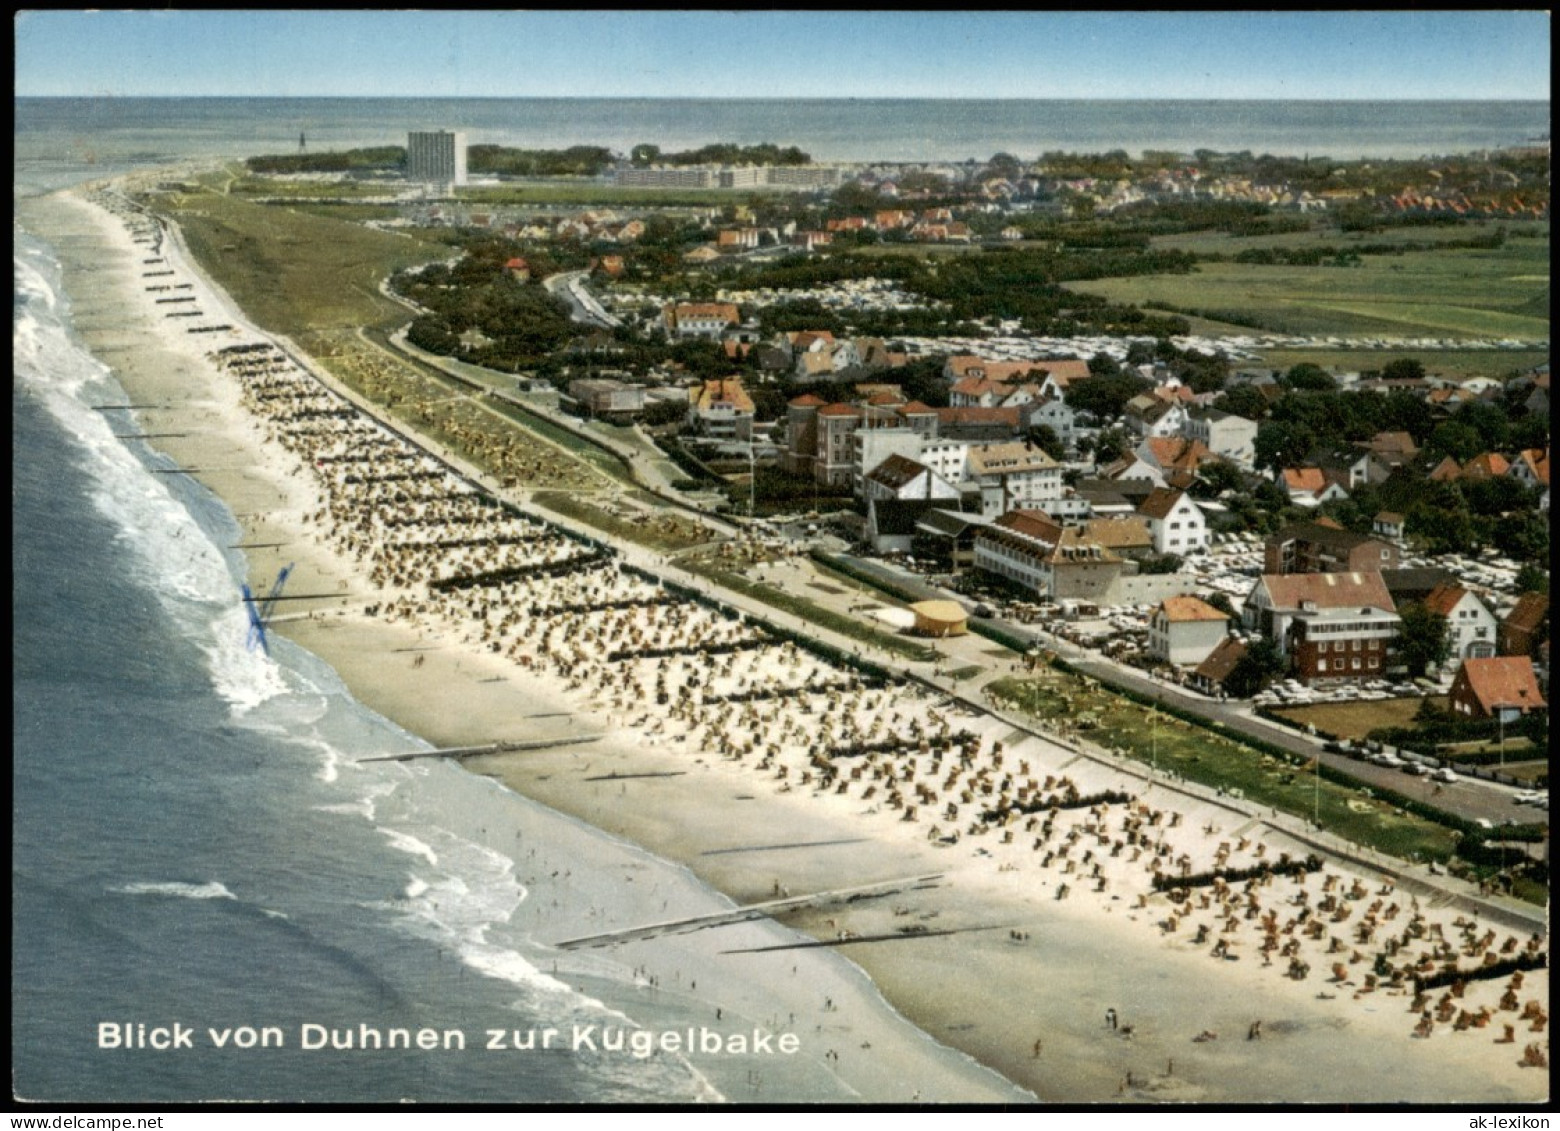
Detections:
747,436,757,518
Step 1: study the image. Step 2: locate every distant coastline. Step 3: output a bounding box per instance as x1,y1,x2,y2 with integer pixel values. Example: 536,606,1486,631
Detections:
15,97,1550,166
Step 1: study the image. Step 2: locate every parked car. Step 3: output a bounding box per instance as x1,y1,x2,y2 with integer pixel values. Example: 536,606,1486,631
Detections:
1401,763,1427,777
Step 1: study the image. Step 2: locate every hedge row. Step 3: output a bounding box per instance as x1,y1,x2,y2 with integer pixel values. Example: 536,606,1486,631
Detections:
808,551,929,604
656,436,725,486
969,618,1037,655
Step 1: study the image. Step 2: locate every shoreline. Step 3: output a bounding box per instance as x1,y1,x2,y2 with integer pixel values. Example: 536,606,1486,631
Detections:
21,178,1549,1106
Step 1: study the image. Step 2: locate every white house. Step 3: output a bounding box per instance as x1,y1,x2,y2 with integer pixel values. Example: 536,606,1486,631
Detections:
1148,596,1232,666
862,454,962,504
1136,487,1209,555
1124,393,1186,439
1023,396,1079,448
965,441,1064,519
1280,468,1350,508
1423,583,1499,664
1182,407,1258,470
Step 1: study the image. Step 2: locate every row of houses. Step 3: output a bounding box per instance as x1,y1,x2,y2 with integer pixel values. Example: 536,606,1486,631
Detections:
1140,571,1544,704
1281,441,1550,510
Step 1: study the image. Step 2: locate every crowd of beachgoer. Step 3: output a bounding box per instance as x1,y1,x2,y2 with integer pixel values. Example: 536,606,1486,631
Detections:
134,203,1540,1058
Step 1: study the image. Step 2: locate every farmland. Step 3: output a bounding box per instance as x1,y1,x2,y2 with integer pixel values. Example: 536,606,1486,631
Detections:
1065,230,1549,343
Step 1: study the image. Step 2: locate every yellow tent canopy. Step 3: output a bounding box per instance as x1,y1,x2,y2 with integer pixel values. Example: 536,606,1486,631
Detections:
910,600,969,638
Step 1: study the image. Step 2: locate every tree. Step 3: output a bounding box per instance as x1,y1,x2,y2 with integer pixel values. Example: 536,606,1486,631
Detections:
1087,351,1123,378
1214,383,1270,422
1452,400,1513,454
1491,513,1549,564
1380,357,1426,383
1028,423,1066,461
1425,420,1484,463
1193,458,1245,498
1514,563,1549,594
1283,363,1335,391
985,151,1022,181
1395,602,1451,678
1139,553,1184,575
1377,389,1435,443
1091,426,1133,463
1205,591,1238,621
1254,420,1316,473
1226,636,1286,698
1065,371,1151,423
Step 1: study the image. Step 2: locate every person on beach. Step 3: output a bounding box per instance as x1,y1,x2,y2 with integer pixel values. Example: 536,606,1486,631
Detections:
1106,1007,1117,1030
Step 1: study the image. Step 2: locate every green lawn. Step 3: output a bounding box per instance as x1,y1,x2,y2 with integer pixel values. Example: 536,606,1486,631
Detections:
1066,237,1549,342
1271,698,1441,742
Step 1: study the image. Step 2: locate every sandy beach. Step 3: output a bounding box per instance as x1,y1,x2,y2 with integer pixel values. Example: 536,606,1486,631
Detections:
23,180,1549,1106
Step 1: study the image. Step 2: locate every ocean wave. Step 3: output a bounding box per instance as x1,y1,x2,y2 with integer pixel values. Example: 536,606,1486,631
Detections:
16,242,295,719
113,880,237,901
202,604,292,715
378,828,439,867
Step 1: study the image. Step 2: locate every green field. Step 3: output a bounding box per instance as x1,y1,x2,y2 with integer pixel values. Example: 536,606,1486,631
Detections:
1250,348,1549,380
1066,236,1549,342
1149,220,1547,257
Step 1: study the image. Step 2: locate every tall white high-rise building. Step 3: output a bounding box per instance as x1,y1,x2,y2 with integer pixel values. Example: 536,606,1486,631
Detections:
407,130,467,189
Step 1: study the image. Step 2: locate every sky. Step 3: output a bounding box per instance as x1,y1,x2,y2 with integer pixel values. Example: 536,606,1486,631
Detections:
14,10,1552,101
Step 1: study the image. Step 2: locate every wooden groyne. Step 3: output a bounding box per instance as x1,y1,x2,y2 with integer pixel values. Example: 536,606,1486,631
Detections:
552,873,946,950
357,734,603,764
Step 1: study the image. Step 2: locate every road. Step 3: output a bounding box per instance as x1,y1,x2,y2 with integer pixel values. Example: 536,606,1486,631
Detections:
828,554,1541,830
543,269,620,329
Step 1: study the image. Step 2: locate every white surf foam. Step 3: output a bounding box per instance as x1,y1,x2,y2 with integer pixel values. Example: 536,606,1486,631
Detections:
378,829,439,868
113,881,237,901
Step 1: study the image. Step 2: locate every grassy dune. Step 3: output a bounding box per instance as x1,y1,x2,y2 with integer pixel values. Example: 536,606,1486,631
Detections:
154,185,444,352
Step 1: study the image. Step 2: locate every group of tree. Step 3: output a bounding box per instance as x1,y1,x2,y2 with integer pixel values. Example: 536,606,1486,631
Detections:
467,145,615,177
246,147,405,174
394,243,578,372
628,142,810,167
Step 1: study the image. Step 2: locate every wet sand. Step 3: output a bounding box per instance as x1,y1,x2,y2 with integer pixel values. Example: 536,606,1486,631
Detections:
23,180,1549,1106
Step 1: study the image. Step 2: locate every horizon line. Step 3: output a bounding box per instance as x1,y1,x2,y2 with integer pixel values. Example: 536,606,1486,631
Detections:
15,93,1552,103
